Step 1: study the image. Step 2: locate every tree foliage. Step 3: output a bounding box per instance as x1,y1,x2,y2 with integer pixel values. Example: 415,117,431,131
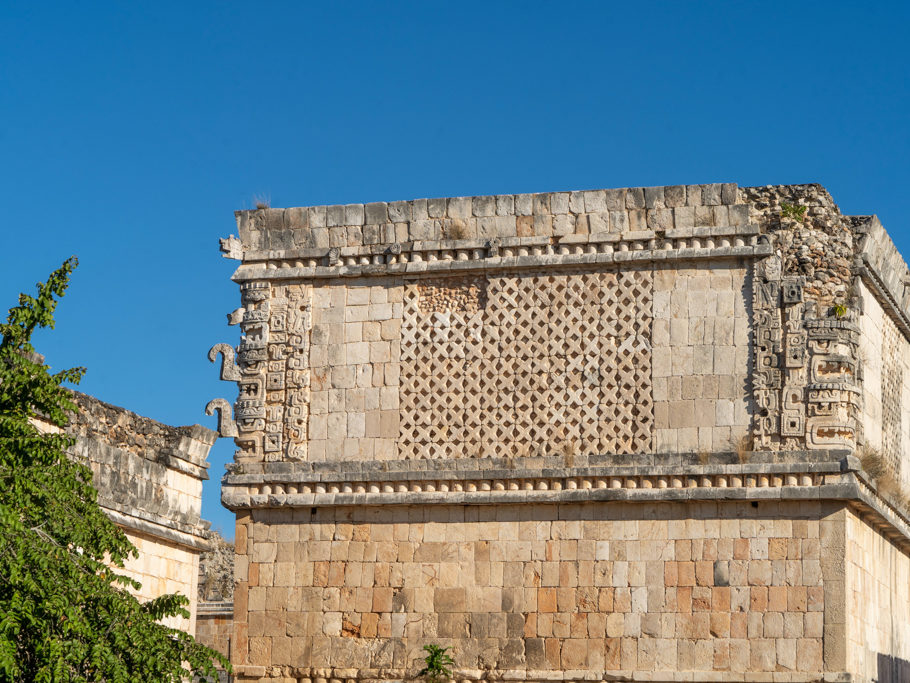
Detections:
0,257,229,681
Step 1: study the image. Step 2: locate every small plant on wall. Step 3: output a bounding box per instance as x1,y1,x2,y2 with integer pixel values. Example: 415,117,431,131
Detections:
418,644,455,683
780,202,808,223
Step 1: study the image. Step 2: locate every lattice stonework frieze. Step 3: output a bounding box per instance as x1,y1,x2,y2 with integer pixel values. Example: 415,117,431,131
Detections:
881,315,903,475
399,269,654,458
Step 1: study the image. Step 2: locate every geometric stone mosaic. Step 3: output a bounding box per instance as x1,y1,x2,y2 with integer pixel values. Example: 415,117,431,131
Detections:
400,268,653,459
881,314,903,477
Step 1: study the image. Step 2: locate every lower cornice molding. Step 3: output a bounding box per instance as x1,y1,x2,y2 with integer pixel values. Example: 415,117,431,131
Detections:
232,664,850,683
222,455,910,552
104,507,212,552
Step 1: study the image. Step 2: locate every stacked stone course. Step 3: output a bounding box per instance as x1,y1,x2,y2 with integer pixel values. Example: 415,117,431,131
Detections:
210,183,910,682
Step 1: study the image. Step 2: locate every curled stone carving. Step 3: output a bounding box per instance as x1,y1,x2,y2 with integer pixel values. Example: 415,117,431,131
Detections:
205,398,238,438
207,343,242,382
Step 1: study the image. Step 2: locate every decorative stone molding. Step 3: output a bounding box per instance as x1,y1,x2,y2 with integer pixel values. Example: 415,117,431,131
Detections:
231,229,771,283
231,664,851,683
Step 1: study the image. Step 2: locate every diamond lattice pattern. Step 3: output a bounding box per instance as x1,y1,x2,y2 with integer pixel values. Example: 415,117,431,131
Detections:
400,270,653,459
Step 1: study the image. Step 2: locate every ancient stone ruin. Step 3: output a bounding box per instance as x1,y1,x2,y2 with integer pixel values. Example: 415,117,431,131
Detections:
209,183,910,682
197,529,237,676
61,392,216,633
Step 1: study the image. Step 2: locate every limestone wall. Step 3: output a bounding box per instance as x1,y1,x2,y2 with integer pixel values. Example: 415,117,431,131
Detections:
197,601,235,680
652,264,751,454
233,500,838,678
304,262,750,464
845,509,910,682
64,392,217,634
858,281,910,485
123,529,202,632
214,182,910,681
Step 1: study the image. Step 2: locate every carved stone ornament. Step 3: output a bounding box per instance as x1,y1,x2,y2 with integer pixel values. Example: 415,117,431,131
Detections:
205,398,238,438
208,343,242,382
219,235,243,260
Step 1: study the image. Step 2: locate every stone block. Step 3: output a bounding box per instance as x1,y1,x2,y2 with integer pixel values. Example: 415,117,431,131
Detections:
625,187,645,209
644,186,665,209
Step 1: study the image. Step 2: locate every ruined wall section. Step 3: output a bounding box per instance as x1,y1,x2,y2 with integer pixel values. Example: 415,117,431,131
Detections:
69,392,214,536
740,185,862,452
739,184,856,308
197,532,236,677
59,393,217,632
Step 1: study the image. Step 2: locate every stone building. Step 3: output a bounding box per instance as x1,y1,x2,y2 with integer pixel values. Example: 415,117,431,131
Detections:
64,391,217,633
197,530,237,679
209,183,910,682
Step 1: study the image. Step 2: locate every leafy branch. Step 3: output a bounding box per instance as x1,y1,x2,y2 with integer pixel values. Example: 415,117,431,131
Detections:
0,258,229,681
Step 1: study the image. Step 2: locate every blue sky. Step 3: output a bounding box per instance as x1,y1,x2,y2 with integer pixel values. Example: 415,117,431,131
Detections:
1,1,908,538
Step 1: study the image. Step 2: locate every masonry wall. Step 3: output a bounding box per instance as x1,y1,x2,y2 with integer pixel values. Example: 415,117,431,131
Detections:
197,603,235,674
652,263,751,454
217,183,910,682
64,392,216,634
304,262,751,464
232,500,841,677
858,281,910,485
123,529,202,631
845,509,910,682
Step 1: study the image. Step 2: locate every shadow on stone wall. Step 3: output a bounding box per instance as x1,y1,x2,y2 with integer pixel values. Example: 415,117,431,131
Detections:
878,653,910,683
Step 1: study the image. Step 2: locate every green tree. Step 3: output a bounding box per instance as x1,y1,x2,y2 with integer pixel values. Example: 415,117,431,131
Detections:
0,257,229,682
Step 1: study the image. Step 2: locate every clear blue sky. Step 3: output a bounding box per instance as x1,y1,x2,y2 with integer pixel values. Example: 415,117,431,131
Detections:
2,2,908,538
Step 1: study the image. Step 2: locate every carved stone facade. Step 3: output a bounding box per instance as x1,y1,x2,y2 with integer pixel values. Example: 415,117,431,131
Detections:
400,269,653,460
211,184,910,683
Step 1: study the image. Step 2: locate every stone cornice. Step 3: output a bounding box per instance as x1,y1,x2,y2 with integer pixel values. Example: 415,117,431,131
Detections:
104,507,212,551
230,227,770,282
232,664,850,682
222,455,910,553
857,259,910,342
